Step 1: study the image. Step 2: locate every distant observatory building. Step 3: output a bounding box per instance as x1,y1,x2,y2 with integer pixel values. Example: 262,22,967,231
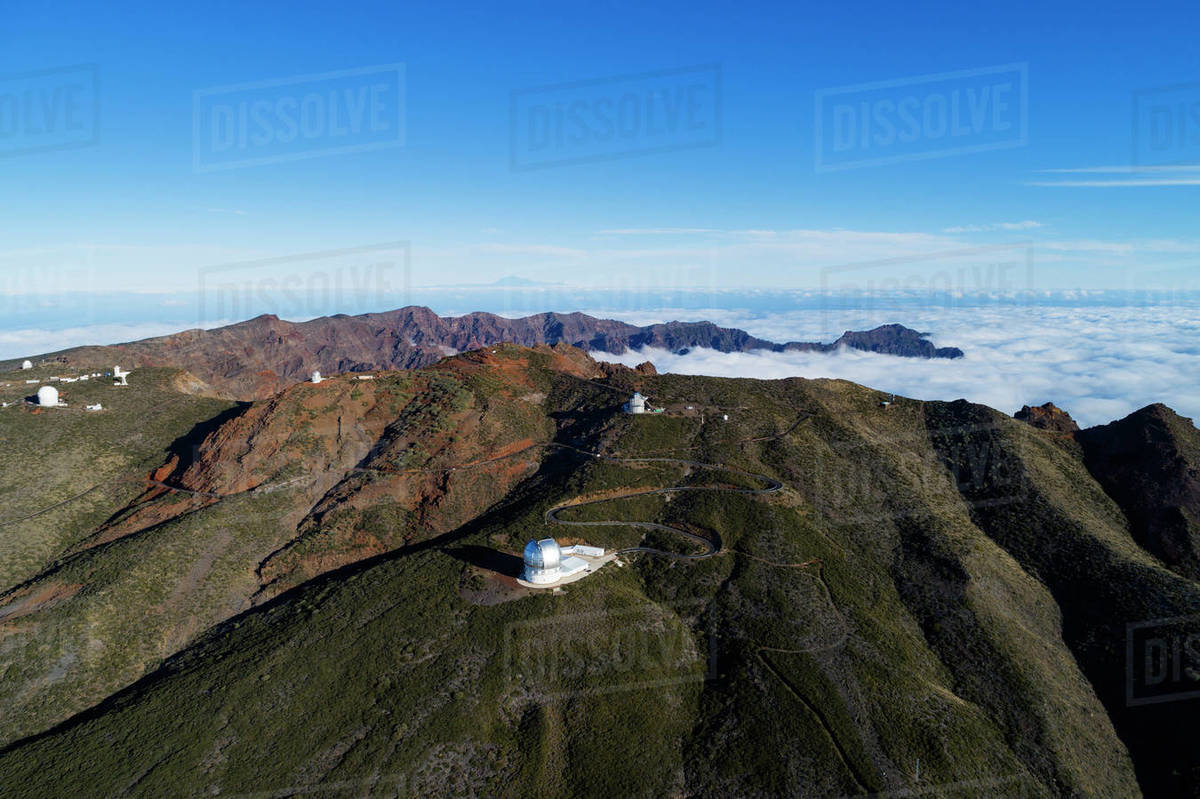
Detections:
36,385,60,407
520,537,605,588
311,370,323,384
21,360,32,370
624,392,647,414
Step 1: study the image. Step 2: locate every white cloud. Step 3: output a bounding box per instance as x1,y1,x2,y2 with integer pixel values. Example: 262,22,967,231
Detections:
591,303,1200,428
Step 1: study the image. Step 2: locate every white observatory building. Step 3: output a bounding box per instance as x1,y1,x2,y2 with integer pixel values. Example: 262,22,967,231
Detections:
113,366,129,386
520,537,607,588
311,370,323,384
36,385,60,407
624,392,647,414
21,360,33,370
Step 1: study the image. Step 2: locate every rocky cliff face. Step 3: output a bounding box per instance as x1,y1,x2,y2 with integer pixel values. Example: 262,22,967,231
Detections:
39,307,963,400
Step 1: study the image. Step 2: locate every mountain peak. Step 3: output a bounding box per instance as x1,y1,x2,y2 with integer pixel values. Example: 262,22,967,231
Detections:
1078,401,1200,581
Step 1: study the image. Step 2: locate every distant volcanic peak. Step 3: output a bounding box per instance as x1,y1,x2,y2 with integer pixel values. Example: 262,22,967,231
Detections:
1015,402,1080,433
829,324,964,359
491,274,543,286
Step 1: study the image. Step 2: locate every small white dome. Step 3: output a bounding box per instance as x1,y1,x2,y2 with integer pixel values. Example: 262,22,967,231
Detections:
21,360,32,370
36,385,59,406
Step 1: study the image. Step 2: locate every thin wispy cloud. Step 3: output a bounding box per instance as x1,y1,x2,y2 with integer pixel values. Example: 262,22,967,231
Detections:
0,322,215,357
1041,239,1200,255
1028,165,1200,187
420,228,966,287
473,243,588,257
595,228,721,235
942,221,1043,233
1031,178,1200,187
1036,165,1200,173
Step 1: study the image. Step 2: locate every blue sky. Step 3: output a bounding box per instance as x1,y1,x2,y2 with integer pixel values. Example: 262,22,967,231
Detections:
2,0,1199,299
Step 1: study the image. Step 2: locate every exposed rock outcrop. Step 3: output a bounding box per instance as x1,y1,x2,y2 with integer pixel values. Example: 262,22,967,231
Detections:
1015,402,1080,434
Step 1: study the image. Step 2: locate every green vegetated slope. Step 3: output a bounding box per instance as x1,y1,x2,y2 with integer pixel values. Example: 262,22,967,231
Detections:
4,352,1199,798
0,365,235,593
0,347,575,748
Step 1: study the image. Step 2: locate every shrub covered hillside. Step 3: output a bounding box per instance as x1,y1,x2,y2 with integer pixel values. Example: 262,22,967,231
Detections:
1,345,1198,797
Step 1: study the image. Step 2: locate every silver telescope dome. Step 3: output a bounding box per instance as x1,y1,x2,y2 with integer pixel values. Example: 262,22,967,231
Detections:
524,538,561,569
522,538,563,584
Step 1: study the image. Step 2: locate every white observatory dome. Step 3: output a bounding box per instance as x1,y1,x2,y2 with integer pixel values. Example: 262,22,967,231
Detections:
36,385,59,407
523,538,563,584
625,392,646,414
21,360,32,370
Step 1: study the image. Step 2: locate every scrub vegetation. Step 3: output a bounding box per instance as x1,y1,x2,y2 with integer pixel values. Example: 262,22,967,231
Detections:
0,346,1197,797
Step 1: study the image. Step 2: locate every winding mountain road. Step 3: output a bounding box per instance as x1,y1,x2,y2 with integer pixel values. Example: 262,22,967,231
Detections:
543,454,782,560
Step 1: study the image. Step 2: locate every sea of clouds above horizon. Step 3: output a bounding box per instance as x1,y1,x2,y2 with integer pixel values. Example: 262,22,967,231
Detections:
586,301,1200,429
1,294,1196,428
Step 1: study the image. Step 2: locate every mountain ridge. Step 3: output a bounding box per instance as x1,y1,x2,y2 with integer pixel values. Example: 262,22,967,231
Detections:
19,307,963,400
